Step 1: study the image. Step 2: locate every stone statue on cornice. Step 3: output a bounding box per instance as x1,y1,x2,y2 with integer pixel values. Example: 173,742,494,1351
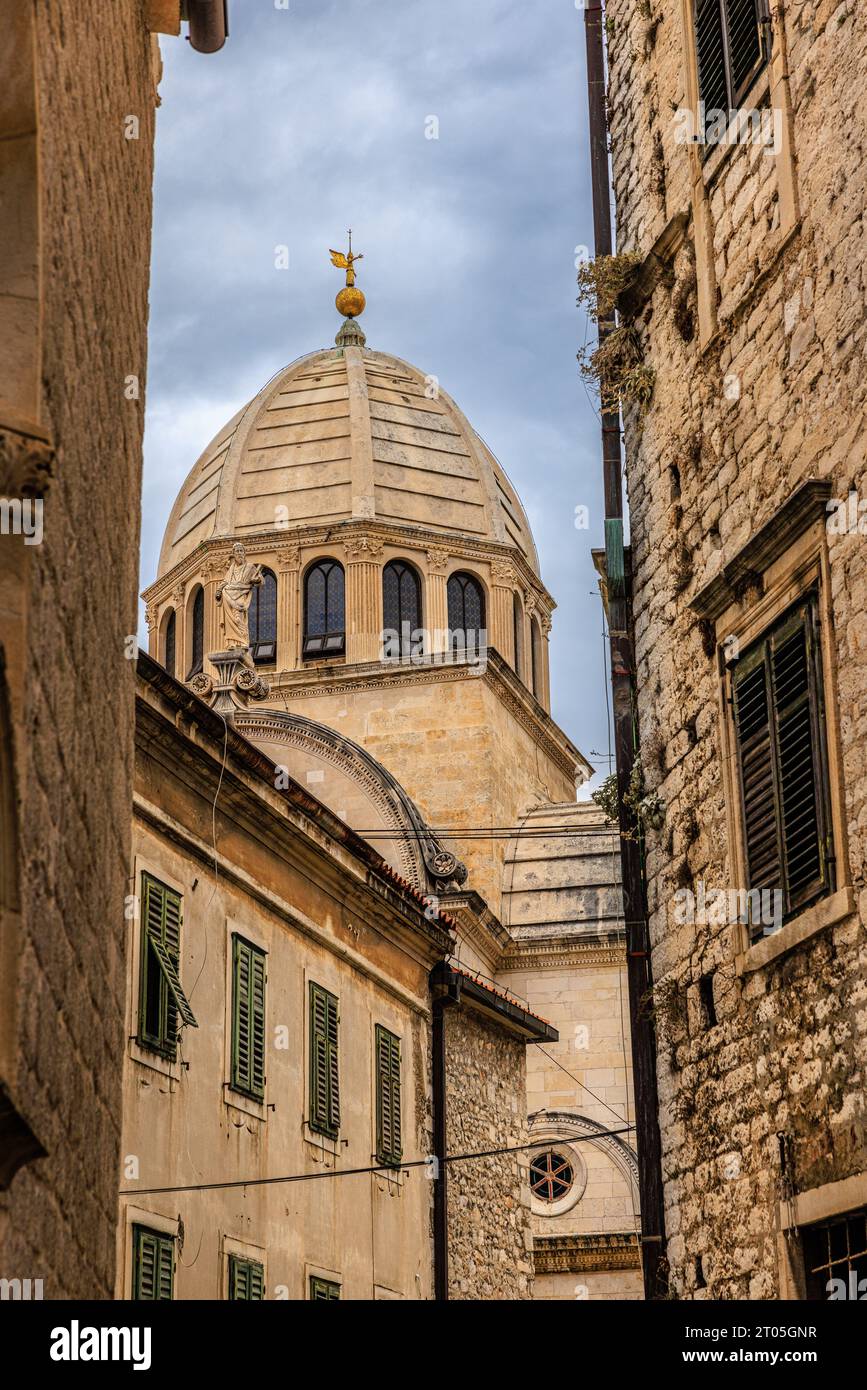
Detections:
215,541,263,664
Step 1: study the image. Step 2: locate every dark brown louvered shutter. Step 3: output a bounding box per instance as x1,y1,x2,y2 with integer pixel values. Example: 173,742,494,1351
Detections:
769,604,831,914
696,0,728,131
732,597,832,934
724,0,765,103
733,650,783,900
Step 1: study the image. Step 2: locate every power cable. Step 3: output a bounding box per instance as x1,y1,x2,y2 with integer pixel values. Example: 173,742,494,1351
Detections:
119,1123,635,1198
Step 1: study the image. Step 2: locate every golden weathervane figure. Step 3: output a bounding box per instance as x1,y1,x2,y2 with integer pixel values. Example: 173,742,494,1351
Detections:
330,230,366,320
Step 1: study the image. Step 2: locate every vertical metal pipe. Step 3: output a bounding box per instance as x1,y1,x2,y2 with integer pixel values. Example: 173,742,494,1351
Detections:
583,0,668,1299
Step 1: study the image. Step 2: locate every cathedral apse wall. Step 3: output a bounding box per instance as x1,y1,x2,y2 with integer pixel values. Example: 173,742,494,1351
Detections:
603,0,867,1297
0,2,158,1297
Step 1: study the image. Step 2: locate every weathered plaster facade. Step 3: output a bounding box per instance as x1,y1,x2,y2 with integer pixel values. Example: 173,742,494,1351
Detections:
603,0,867,1297
0,0,158,1298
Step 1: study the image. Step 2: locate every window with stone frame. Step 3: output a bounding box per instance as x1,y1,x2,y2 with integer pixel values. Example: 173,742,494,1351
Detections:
249,567,277,666
730,592,834,938
303,558,345,659
694,0,770,142
801,1208,867,1301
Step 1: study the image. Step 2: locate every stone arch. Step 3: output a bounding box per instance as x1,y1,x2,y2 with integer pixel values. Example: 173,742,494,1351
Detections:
235,707,468,895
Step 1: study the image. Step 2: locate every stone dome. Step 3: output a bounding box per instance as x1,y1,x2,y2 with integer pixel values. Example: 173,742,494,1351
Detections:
157,346,540,578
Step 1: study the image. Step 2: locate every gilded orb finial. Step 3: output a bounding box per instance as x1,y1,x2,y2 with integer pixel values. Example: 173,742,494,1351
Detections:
329,230,366,322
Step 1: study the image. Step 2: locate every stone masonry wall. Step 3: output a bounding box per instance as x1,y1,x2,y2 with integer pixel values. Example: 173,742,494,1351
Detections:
446,1008,534,1299
604,0,867,1297
0,3,156,1297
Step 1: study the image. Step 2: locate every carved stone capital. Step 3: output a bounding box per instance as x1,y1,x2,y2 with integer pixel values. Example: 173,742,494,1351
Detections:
171,584,185,606
200,552,231,582
0,426,55,499
342,534,384,562
275,544,301,572
540,613,552,637
145,603,159,633
426,547,450,574
490,558,517,587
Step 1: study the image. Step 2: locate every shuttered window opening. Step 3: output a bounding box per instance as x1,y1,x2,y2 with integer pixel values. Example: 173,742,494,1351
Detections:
694,0,769,143
375,1025,403,1167
138,873,197,1058
133,1225,174,1301
310,1276,341,1300
309,983,340,1138
228,1254,265,1301
732,594,833,938
231,935,267,1099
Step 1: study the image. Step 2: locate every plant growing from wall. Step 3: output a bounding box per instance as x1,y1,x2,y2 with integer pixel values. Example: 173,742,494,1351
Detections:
592,761,665,839
577,251,657,418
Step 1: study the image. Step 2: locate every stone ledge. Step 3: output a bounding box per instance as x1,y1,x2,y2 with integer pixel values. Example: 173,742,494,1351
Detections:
735,885,856,975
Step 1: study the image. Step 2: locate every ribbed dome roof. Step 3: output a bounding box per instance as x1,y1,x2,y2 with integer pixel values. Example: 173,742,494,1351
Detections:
157,346,539,577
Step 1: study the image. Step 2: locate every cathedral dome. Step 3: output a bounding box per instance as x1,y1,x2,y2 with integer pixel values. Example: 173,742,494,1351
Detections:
157,346,539,578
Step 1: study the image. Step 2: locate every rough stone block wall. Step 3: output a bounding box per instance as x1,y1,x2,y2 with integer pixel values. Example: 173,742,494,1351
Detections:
446,1009,534,1298
604,0,867,1297
0,3,155,1297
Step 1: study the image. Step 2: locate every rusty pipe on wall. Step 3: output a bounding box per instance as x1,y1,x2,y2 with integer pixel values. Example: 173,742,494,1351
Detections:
182,0,228,54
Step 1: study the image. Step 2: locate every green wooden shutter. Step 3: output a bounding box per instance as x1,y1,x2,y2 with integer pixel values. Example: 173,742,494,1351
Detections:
232,936,267,1099
228,1254,264,1301
310,1276,340,1301
310,984,340,1138
133,1225,174,1300
139,874,195,1056
732,596,832,934
376,1025,402,1166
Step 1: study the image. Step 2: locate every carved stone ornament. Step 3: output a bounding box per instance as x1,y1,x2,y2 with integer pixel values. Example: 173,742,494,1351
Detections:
235,667,270,700
200,552,230,582
188,672,214,699
145,604,159,633
0,426,55,499
426,547,450,574
275,544,301,571
540,613,552,637
491,558,517,586
342,534,384,561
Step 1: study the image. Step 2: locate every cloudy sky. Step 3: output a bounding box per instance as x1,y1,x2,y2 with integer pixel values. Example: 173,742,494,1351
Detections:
140,0,614,787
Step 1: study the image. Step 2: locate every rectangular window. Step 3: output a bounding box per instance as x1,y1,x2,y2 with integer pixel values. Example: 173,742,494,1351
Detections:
801,1208,867,1301
138,873,197,1058
309,983,340,1138
132,1224,174,1301
375,1025,402,1167
309,1276,340,1301
731,594,833,936
228,1254,265,1301
231,935,267,1099
695,0,769,138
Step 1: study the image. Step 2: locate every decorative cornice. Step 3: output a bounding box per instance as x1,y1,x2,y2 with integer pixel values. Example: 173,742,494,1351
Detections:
501,929,627,971
690,478,833,622
533,1233,640,1275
